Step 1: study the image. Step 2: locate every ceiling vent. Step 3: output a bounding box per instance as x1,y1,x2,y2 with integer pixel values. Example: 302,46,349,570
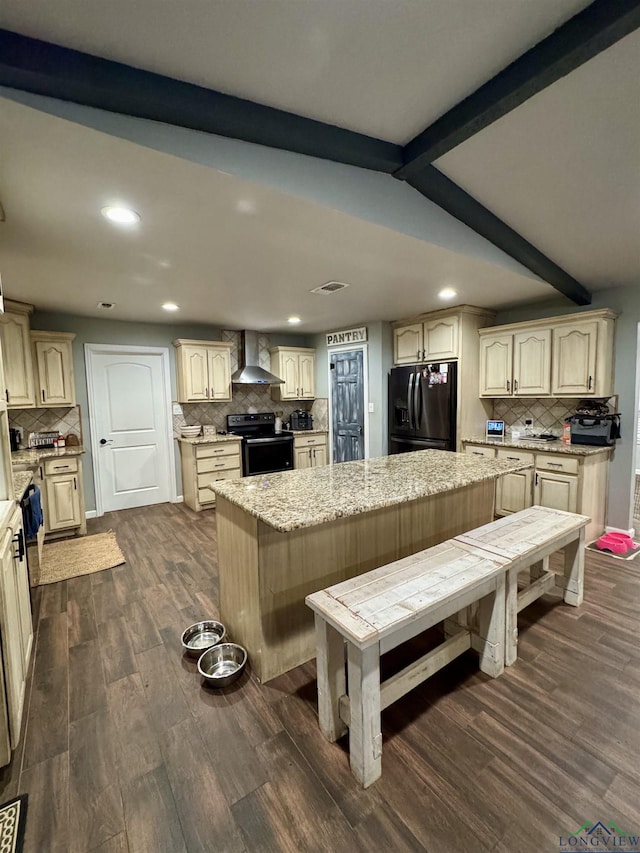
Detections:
310,280,350,295
97,301,115,310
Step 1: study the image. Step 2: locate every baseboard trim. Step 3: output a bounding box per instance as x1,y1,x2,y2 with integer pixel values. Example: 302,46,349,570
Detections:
85,510,97,520
173,495,184,504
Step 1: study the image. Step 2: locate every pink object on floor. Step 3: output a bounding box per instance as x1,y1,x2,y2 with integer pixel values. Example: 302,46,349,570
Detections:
596,532,635,554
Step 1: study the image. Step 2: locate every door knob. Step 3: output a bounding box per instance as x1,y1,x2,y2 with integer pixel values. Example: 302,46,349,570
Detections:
99,438,113,445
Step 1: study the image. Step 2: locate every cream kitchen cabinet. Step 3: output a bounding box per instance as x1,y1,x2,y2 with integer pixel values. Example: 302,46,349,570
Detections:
494,448,535,515
173,340,233,403
179,438,242,511
270,347,315,401
32,331,76,407
0,504,33,755
293,433,328,469
42,456,84,533
479,329,551,397
0,303,35,408
393,315,460,365
479,309,616,398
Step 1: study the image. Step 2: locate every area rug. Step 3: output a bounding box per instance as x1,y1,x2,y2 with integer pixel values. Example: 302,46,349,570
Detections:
0,793,27,853
586,539,640,562
35,532,125,585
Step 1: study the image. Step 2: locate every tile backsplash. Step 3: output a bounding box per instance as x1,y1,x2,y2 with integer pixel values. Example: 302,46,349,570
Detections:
9,405,83,447
493,398,580,433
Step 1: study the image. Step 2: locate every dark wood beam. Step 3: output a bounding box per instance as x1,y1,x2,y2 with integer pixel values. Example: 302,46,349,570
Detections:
409,166,591,306
0,29,403,174
397,0,640,179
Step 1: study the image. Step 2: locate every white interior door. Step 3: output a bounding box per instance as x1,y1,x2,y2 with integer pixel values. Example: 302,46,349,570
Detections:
86,345,175,514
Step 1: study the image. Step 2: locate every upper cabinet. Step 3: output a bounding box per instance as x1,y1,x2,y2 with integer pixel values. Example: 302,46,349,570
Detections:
479,310,616,398
270,347,315,401
0,303,35,408
393,314,460,365
31,331,76,407
480,329,551,397
173,340,233,403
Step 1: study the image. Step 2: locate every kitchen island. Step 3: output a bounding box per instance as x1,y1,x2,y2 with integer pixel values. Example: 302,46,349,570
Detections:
212,449,531,682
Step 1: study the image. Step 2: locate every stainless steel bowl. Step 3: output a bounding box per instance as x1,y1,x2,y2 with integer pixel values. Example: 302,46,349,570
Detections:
197,643,247,687
181,621,226,657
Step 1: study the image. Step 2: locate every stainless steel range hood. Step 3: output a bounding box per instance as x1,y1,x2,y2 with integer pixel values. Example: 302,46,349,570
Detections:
231,331,284,385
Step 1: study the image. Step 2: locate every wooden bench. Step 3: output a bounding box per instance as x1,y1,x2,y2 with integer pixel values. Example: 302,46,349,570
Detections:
453,505,589,665
305,539,511,787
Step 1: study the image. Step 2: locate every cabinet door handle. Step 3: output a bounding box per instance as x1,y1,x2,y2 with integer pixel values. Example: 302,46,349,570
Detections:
4,389,8,403
506,380,510,392
205,387,209,398
535,473,539,486
42,389,46,402
588,375,593,390
297,387,300,397
12,531,25,562
514,379,518,392
417,349,421,361
210,388,215,398
73,477,77,490
40,466,43,479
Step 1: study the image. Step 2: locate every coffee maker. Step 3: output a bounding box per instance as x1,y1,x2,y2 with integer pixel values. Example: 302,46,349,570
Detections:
9,428,21,452
290,410,313,430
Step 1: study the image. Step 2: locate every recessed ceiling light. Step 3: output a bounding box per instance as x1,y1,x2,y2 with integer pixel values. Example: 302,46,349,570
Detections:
162,302,179,312
438,287,457,300
287,316,301,325
101,205,140,225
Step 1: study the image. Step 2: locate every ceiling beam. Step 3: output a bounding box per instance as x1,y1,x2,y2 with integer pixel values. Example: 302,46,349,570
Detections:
397,0,640,180
410,166,591,305
0,29,403,174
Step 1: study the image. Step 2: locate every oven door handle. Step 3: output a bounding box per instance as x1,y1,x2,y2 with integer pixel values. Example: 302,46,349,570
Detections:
244,436,294,445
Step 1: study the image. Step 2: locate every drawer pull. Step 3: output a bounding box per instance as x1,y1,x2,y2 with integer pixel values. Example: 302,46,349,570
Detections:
547,462,563,467
472,451,484,456
506,456,521,461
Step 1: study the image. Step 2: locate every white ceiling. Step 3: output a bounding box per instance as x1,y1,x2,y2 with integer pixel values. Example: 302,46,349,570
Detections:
0,0,638,330
0,97,555,332
0,0,590,144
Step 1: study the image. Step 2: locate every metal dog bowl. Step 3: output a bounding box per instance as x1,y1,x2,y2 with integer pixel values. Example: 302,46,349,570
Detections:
197,643,247,687
181,621,226,657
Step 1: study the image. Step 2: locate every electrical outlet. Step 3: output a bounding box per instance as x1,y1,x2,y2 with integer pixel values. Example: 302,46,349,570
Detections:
524,418,533,427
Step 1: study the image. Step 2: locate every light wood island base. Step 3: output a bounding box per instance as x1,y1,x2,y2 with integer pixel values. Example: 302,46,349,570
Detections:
217,479,496,682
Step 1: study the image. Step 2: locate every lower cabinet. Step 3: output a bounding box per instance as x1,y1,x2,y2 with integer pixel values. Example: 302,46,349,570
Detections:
179,439,242,511
293,433,328,469
463,442,609,540
0,505,33,762
41,456,85,534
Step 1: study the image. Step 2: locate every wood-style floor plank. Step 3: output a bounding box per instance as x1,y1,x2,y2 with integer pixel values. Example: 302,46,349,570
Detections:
11,504,640,853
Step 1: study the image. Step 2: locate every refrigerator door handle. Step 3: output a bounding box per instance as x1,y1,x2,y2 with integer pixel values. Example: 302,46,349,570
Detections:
408,373,415,430
414,372,422,430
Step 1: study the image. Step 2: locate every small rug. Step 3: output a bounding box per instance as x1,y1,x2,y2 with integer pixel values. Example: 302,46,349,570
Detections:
0,794,28,853
35,532,125,585
586,540,640,562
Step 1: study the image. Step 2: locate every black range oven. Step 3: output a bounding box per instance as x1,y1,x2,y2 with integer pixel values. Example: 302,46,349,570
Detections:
227,413,294,476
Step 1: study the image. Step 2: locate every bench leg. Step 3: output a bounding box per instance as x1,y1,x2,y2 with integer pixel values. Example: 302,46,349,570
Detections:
474,574,505,678
347,643,382,788
314,614,347,742
562,529,585,607
505,568,519,667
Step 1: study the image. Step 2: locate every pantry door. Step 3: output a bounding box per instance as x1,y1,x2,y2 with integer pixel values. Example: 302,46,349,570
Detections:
85,345,176,514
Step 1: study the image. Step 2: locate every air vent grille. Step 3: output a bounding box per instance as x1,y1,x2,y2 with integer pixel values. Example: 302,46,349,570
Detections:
310,281,350,295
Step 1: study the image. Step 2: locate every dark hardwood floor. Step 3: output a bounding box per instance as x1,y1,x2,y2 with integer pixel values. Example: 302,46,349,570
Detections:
3,502,639,852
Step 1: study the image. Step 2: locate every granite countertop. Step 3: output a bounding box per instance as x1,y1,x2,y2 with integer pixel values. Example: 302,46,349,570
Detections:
462,436,612,456
290,429,328,436
12,470,34,502
211,449,532,533
177,434,242,445
12,446,86,466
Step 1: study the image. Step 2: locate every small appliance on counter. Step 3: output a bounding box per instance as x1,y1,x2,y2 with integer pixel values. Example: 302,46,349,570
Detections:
9,428,21,452
290,410,313,430
567,399,621,447
29,431,60,449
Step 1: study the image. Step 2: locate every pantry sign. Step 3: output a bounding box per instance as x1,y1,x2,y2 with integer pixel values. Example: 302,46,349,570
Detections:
326,327,367,347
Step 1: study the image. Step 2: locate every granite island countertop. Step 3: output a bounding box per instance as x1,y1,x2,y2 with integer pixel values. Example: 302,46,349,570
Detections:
177,435,243,445
211,449,532,533
462,436,612,456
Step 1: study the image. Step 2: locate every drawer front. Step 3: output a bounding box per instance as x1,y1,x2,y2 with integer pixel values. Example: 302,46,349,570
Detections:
198,467,241,497
197,455,240,475
464,445,496,459
535,453,580,475
195,442,241,460
496,448,535,465
44,457,79,475
294,434,327,448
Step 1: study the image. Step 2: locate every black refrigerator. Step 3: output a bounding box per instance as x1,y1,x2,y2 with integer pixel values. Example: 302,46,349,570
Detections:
388,362,457,454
